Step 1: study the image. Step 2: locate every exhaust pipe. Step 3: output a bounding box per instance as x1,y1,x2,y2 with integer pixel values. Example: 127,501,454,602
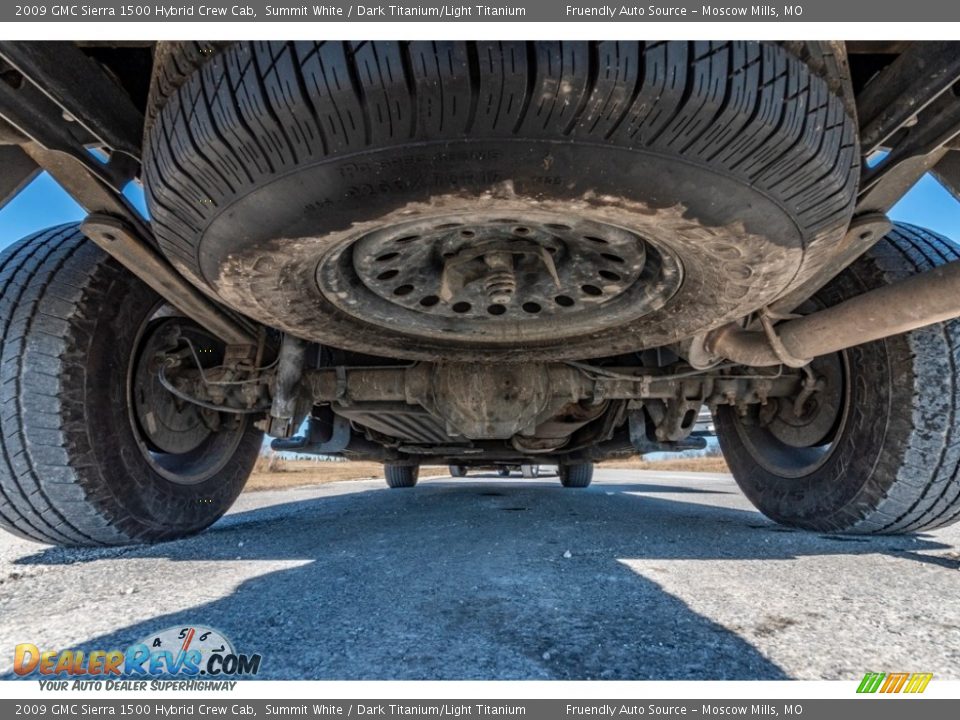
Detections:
706,259,960,367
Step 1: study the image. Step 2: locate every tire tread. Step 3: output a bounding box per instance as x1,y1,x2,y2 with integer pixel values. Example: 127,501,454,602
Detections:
0,225,261,547
144,41,858,283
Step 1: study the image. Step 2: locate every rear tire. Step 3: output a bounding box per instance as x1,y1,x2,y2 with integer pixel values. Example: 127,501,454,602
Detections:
717,223,960,534
521,464,540,479
497,467,511,477
559,463,593,488
449,464,467,477
0,225,262,547
385,464,419,488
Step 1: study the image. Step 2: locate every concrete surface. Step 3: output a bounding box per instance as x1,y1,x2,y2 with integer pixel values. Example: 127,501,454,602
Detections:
1,469,959,680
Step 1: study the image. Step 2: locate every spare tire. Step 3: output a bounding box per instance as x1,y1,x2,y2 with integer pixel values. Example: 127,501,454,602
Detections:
144,41,857,362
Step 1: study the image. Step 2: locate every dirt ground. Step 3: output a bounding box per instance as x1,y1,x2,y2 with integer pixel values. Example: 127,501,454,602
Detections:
245,455,728,492
245,458,450,491
599,456,729,473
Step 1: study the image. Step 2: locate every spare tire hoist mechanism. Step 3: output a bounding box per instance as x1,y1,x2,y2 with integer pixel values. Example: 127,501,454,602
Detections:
5,42,960,456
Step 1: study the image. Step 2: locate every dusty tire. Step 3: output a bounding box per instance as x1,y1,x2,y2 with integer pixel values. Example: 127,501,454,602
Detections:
716,223,960,534
449,464,467,477
144,41,857,362
146,41,229,134
385,464,419,488
559,463,593,488
0,225,262,547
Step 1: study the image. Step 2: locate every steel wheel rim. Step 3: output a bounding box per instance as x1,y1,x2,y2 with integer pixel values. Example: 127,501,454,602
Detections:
127,309,247,486
316,211,683,345
731,351,850,479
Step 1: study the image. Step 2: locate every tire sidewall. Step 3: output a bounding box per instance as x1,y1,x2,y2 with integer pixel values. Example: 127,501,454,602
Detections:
201,140,803,362
715,260,909,531
74,261,261,540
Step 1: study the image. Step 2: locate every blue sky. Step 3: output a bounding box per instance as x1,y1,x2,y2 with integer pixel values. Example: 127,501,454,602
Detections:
1,169,958,247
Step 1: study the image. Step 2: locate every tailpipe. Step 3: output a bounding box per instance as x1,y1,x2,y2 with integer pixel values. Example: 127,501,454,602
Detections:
706,259,960,367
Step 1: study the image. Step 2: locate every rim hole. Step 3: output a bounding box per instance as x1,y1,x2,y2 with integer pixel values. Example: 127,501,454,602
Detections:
376,252,400,262
601,252,625,263
394,235,419,244
522,302,542,314
555,295,575,307
581,284,603,297
460,229,476,238
487,304,507,316
452,301,471,313
419,295,440,307
584,235,609,245
546,223,571,231
513,226,531,235
434,223,461,230
393,284,415,297
599,270,622,282
377,269,400,280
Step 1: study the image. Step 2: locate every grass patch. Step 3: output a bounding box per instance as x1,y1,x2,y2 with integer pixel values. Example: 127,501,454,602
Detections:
245,459,447,492
245,454,729,492
600,456,729,473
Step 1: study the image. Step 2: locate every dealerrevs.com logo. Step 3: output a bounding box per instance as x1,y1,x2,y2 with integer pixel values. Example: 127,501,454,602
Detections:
14,626,261,687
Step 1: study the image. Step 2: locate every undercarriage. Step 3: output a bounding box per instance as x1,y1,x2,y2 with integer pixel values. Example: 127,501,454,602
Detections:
3,40,960,545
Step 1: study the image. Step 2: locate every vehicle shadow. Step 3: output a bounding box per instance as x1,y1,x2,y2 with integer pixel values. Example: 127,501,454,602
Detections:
9,479,953,680
464,472,733,495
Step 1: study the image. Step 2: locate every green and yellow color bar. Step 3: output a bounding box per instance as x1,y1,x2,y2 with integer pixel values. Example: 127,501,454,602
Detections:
857,672,933,694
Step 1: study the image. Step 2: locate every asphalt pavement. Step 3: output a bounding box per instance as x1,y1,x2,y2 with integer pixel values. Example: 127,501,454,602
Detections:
2,469,959,680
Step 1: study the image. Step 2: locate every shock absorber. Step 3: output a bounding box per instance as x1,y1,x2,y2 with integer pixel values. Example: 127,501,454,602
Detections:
268,334,308,437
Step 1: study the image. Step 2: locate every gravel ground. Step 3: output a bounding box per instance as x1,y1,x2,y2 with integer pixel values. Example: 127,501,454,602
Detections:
1,469,959,680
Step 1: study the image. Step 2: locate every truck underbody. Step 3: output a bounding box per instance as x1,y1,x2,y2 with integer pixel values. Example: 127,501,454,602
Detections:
2,41,960,545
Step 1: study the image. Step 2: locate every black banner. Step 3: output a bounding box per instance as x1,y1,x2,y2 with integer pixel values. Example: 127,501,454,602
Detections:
2,1,959,23
2,700,958,720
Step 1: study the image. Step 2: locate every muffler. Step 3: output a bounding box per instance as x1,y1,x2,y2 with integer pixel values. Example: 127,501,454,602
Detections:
706,259,960,367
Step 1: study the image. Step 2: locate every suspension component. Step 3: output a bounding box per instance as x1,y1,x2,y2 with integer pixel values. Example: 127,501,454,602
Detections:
706,259,960,367
268,335,309,438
